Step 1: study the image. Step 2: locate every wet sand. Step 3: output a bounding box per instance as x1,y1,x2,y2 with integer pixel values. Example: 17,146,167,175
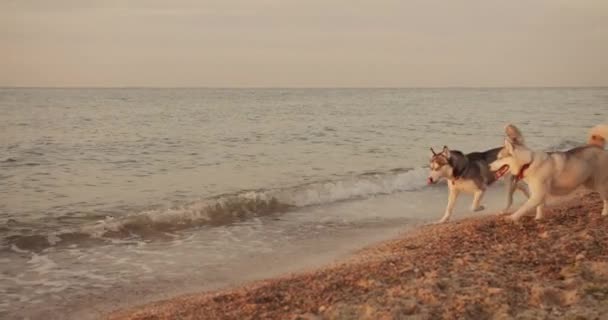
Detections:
107,193,608,320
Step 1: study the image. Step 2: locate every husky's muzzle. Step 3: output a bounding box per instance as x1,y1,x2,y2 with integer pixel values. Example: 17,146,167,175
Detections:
427,177,437,185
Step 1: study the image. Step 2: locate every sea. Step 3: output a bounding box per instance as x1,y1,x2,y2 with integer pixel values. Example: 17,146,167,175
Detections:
1,88,607,319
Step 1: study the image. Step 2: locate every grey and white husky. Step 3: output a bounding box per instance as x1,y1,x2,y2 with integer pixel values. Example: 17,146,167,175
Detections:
490,124,608,222
427,143,529,223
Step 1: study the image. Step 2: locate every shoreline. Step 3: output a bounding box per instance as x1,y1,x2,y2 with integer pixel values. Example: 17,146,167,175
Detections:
107,193,608,319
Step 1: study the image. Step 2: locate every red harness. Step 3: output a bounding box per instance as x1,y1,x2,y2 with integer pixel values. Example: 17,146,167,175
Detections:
516,163,531,180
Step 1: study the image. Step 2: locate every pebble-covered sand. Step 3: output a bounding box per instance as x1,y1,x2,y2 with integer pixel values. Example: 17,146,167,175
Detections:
107,193,608,320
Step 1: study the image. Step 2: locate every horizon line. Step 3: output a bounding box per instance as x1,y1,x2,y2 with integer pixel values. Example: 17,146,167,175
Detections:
2,85,608,90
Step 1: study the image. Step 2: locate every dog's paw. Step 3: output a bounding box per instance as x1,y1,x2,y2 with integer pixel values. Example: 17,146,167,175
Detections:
500,208,511,214
436,218,449,224
503,214,521,224
473,205,485,212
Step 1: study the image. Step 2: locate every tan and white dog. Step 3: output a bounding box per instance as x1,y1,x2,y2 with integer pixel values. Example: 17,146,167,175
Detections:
490,124,608,222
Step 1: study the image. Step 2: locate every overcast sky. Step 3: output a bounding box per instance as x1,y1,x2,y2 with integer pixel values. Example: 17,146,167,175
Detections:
2,0,608,87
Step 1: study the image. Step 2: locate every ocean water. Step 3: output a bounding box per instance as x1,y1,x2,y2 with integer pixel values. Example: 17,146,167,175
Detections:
1,88,607,319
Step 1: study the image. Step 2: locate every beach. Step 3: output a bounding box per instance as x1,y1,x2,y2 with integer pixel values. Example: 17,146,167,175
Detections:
2,88,606,319
107,192,608,320
5,2,608,318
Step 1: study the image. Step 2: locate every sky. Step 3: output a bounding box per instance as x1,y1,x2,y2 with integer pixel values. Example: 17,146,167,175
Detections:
2,0,608,87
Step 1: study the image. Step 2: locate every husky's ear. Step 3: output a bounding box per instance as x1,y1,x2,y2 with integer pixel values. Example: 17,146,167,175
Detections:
442,146,450,158
505,124,525,145
504,138,514,154
430,147,437,157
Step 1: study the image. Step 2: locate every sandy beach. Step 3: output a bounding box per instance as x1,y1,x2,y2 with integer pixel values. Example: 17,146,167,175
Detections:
5,2,608,319
106,192,608,320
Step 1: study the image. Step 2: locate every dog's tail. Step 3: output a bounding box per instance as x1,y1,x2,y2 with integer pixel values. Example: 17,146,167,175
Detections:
588,124,608,148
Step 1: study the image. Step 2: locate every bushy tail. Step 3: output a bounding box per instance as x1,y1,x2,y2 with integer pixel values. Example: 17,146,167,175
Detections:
588,124,608,148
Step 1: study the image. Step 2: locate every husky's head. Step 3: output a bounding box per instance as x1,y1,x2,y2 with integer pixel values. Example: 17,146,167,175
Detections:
428,146,454,184
490,124,532,179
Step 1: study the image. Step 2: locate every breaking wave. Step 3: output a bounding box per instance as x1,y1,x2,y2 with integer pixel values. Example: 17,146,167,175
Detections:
4,167,429,251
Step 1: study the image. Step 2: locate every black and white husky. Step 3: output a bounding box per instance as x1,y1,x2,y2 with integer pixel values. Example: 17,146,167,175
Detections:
427,142,529,223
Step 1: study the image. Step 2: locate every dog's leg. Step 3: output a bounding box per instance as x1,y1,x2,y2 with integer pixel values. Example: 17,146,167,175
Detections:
472,190,485,212
600,185,608,216
502,178,517,213
508,196,544,222
535,203,545,220
597,183,608,216
516,181,530,198
508,182,546,222
439,188,459,223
